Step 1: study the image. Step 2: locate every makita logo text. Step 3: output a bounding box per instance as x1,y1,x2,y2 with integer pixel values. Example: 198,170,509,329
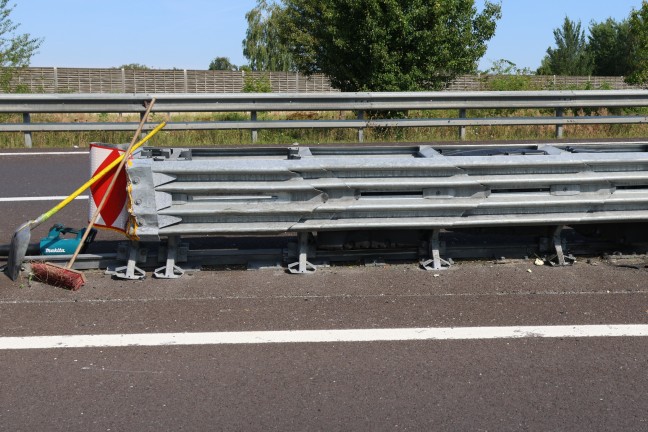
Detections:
45,248,66,253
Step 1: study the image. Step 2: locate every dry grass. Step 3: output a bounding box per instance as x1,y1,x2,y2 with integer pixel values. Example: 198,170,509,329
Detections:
3,109,647,149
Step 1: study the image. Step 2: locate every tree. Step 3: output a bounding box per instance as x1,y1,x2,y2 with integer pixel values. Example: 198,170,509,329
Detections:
537,17,592,75
0,0,42,91
482,59,537,91
588,18,631,76
242,0,294,71
208,56,238,71
242,74,272,92
626,1,648,86
275,0,501,91
118,63,149,70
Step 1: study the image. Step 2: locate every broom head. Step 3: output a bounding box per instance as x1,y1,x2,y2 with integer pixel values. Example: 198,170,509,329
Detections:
31,262,86,291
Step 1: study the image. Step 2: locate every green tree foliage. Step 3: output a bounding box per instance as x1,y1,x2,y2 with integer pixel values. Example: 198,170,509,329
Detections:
242,74,273,92
626,1,648,86
482,59,537,91
275,0,501,91
537,17,592,75
588,18,631,76
118,63,150,70
0,0,42,91
208,56,238,71
243,0,294,71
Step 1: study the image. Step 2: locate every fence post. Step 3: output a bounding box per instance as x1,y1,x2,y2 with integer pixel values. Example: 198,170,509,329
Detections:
23,113,32,148
121,68,126,93
357,111,365,143
251,111,258,143
53,67,58,92
183,69,188,93
556,108,564,138
459,108,467,140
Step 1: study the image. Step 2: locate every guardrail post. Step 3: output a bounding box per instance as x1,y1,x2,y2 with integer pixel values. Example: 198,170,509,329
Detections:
459,109,467,140
154,235,185,279
548,226,575,266
287,232,316,274
22,113,32,148
556,108,564,138
420,229,452,271
357,111,365,143
113,241,146,280
251,111,258,143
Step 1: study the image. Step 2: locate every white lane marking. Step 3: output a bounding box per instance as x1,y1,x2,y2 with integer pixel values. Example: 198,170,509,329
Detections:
0,151,89,156
0,196,88,202
1,325,648,350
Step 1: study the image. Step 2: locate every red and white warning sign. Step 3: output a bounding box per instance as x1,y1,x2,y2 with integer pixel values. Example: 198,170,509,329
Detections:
89,143,131,235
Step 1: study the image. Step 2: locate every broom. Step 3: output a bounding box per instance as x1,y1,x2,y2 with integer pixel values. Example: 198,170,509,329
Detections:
32,99,159,290
5,119,167,282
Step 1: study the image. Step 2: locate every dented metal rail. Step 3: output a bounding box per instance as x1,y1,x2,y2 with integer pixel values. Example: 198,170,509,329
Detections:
6,90,648,147
116,142,648,277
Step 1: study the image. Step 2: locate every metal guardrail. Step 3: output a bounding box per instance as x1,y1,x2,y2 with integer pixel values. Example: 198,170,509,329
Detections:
119,142,648,278
6,90,648,147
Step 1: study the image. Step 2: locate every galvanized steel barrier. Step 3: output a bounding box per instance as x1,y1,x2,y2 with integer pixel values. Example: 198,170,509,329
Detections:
115,142,648,278
6,90,648,147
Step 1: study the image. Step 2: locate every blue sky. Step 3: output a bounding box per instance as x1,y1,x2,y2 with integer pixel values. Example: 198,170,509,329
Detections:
14,0,645,71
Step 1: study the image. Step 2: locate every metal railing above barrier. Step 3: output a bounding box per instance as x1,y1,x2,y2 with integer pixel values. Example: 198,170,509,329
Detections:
6,90,648,112
116,142,648,277
6,90,648,147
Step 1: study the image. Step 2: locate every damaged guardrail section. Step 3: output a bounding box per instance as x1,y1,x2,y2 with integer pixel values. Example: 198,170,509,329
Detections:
123,143,648,277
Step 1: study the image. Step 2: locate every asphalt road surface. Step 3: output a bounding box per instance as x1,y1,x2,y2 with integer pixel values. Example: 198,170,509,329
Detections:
1,147,648,432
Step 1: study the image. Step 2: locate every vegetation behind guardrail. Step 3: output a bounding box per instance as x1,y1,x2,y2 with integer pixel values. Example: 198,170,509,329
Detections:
3,109,648,149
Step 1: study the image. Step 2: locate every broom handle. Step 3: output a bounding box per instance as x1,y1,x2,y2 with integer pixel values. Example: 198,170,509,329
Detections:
67,98,157,269
31,122,165,229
